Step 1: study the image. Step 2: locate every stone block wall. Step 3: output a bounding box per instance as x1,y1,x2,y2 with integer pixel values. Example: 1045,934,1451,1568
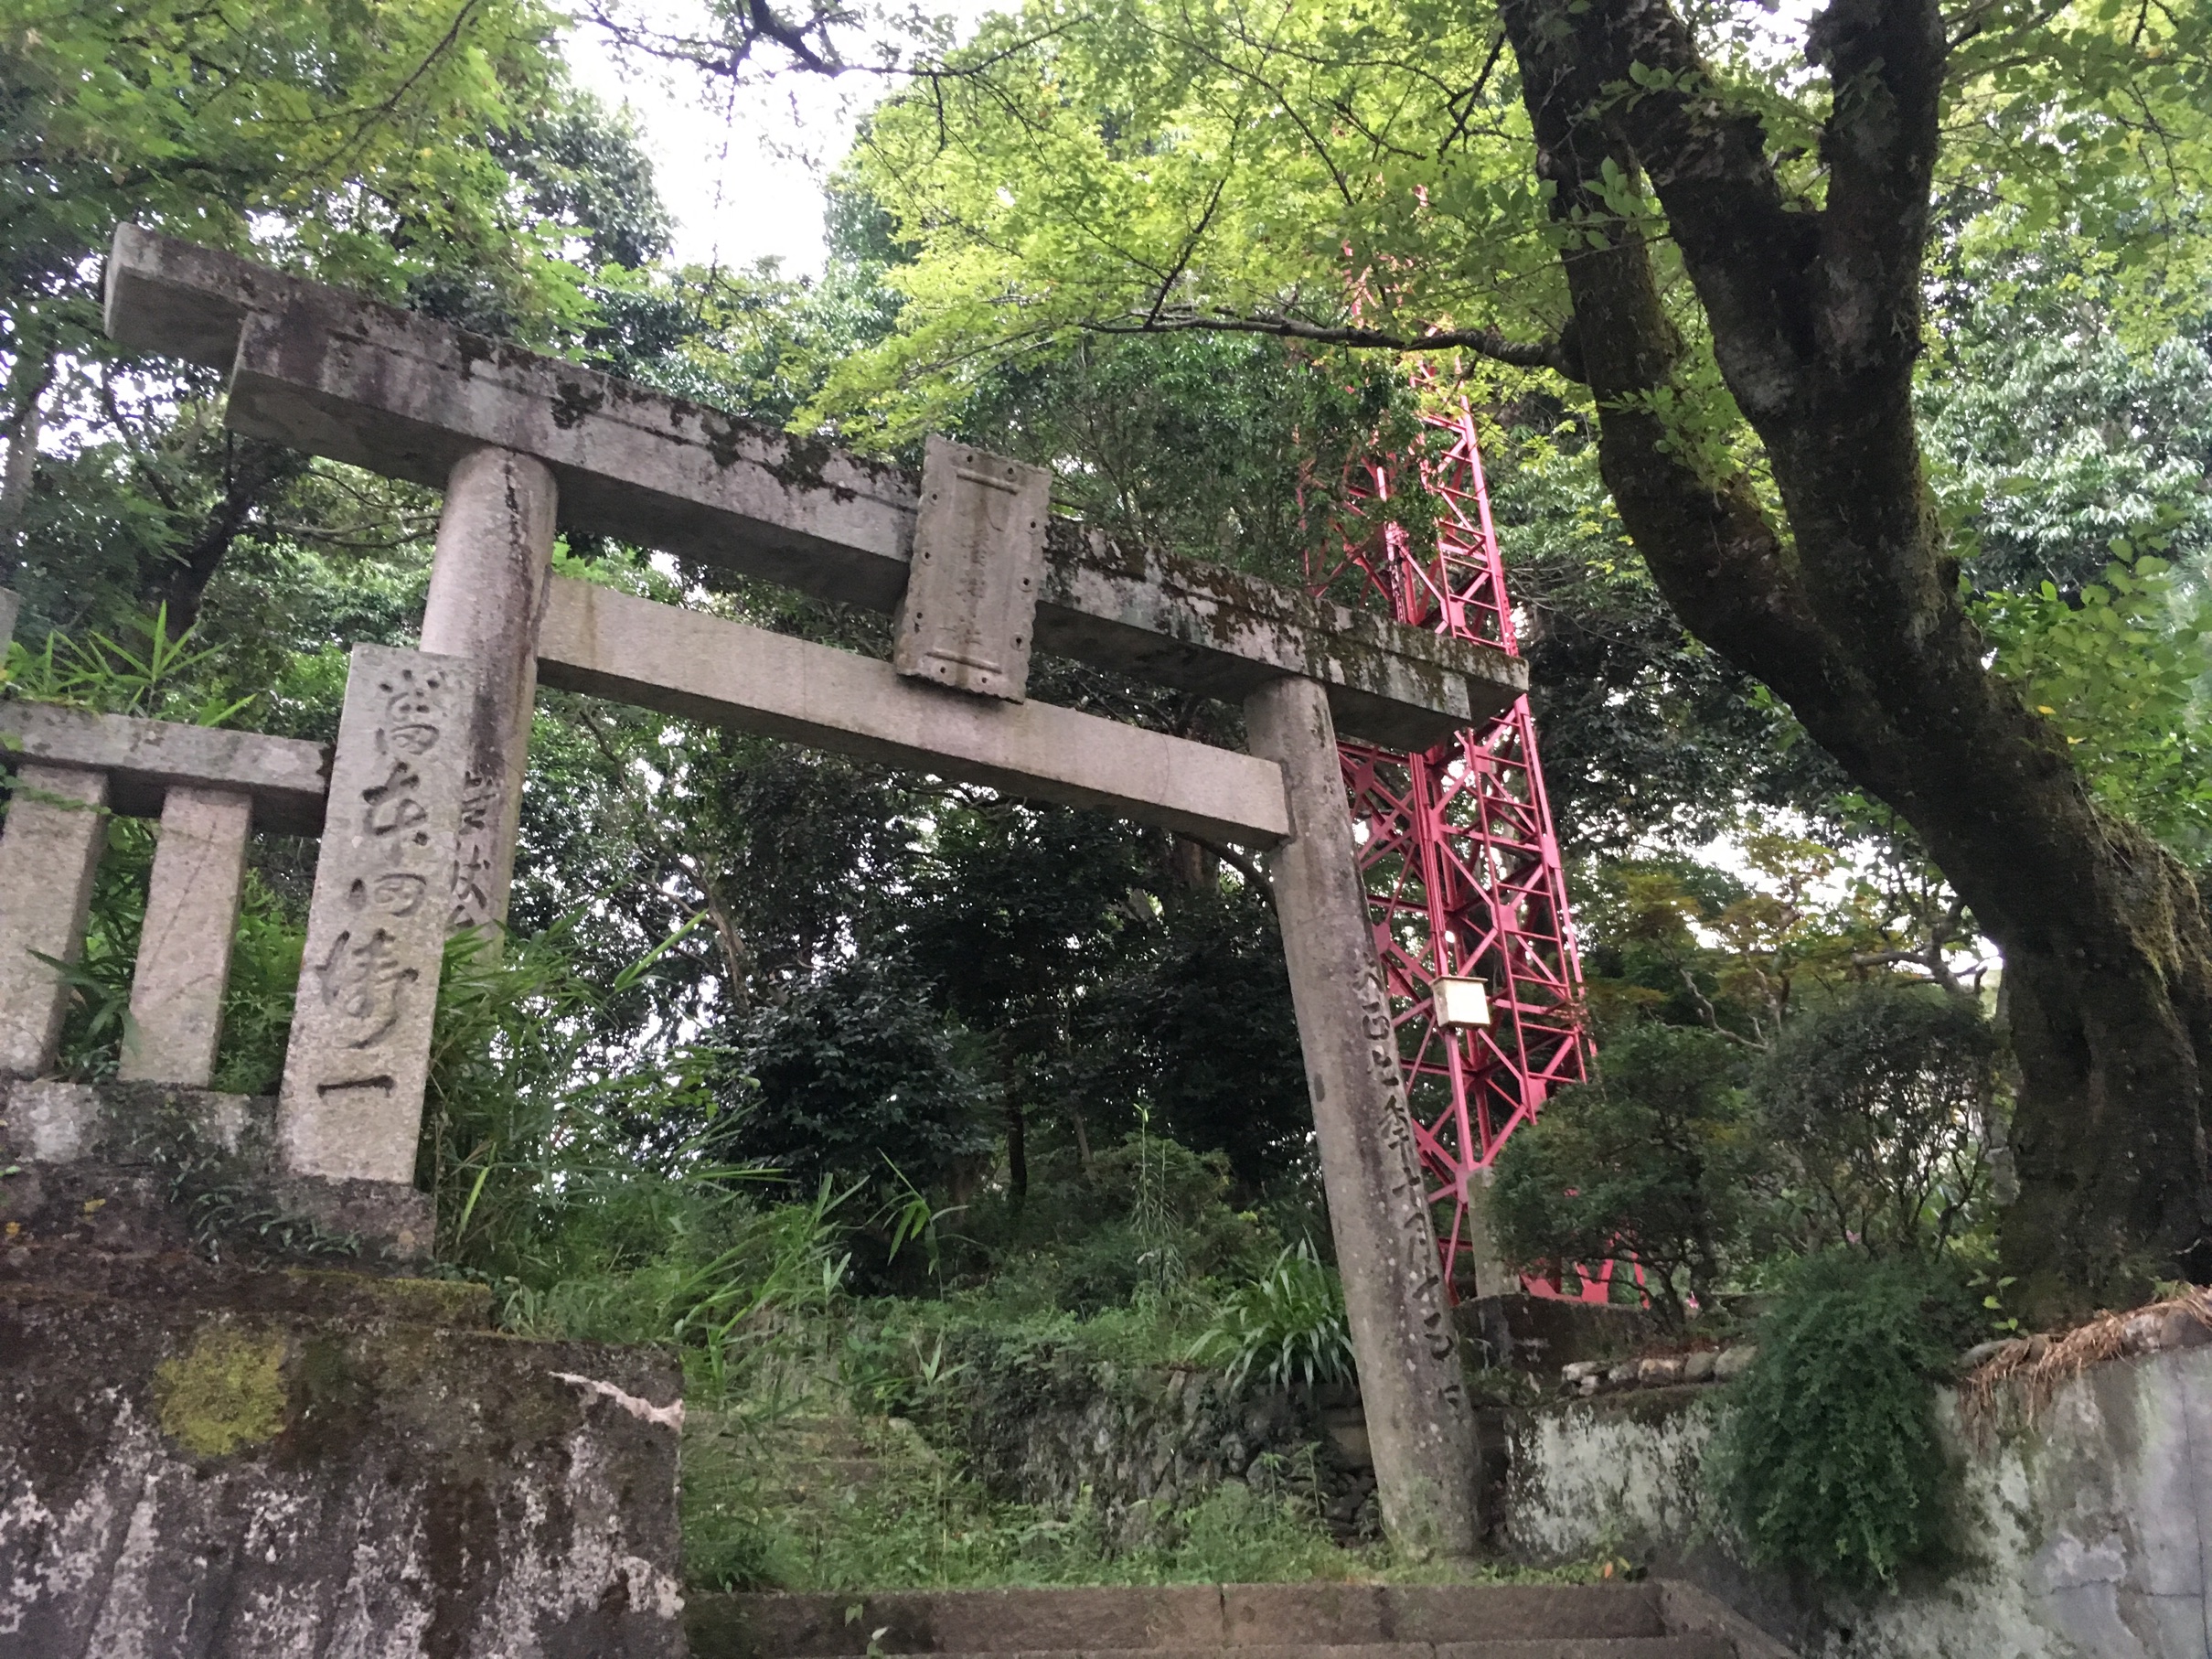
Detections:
928,1337,1377,1538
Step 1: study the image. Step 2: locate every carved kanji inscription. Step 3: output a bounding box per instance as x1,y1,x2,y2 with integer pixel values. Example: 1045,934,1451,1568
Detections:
279,645,478,1183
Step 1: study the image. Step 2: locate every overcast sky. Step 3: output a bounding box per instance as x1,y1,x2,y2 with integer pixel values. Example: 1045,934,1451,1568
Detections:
562,5,999,278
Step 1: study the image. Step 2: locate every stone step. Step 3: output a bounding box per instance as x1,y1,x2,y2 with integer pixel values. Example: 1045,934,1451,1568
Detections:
748,1645,1727,1659
690,1584,1685,1658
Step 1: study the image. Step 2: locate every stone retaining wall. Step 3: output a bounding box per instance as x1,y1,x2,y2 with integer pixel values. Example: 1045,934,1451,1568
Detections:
931,1338,1378,1537
1496,1343,2212,1658
1,1080,688,1659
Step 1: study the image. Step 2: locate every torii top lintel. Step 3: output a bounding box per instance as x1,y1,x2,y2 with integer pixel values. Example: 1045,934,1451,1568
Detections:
103,226,1525,750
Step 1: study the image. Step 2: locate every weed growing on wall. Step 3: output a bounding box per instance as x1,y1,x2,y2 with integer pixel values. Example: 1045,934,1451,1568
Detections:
1188,1241,1353,1390
1711,1251,1977,1587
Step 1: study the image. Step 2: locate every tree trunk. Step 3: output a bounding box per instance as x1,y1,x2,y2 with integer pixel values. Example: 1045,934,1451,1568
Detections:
1499,0,2212,1315
0,344,55,580
155,435,310,630
1005,1057,1029,1203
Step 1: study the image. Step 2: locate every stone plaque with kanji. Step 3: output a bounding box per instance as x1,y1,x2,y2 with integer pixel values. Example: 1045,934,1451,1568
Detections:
892,434,1050,701
279,644,477,1183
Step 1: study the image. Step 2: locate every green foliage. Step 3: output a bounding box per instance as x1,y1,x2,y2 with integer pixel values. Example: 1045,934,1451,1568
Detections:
1491,1023,1757,1328
1976,553,2212,862
1484,422,1843,856
935,329,1407,588
671,1181,860,1396
1188,1242,1354,1392
6,606,251,724
1921,256,2212,595
420,914,724,1280
953,1132,1291,1317
1574,830,1988,1043
2,0,590,320
1712,1252,1978,1589
709,953,992,1203
1752,986,2004,1258
688,1412,1362,1593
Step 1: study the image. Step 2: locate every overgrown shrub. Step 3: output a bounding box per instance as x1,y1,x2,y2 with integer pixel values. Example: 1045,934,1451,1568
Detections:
1711,1250,1976,1588
1751,983,2003,1257
1491,1022,1758,1327
951,1132,1285,1314
709,952,992,1201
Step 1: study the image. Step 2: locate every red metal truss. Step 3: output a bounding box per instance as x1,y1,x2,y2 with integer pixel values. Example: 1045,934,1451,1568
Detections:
1308,401,1597,1300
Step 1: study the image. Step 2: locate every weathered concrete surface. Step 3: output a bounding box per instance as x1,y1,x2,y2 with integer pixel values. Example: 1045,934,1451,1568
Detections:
1455,1293,1660,1375
1037,528,1522,751
0,701,329,834
1496,1343,2212,1658
280,646,476,1184
421,444,559,930
539,577,1292,846
103,225,1526,751
119,785,251,1086
1244,675,1478,1559
895,435,1050,701
0,764,108,1078
1,1078,435,1261
0,1271,684,1658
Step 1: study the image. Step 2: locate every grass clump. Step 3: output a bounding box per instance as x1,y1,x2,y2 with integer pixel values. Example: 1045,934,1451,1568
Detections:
1187,1241,1352,1390
687,1407,1361,1592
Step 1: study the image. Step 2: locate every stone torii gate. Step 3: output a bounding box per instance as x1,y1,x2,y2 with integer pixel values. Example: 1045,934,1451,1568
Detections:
101,226,1529,1559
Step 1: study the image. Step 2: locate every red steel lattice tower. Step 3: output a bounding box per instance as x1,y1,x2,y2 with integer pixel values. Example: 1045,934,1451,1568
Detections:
1308,401,1595,1300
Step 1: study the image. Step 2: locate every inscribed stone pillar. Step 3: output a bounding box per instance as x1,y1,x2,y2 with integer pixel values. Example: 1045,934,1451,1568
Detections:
279,646,477,1183
0,765,108,1078
119,785,253,1086
419,444,558,932
1245,673,1480,1559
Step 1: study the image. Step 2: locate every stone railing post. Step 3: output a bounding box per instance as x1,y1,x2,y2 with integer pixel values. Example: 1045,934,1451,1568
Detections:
1245,673,1480,1560
419,445,558,933
0,765,108,1078
278,645,477,1183
117,785,253,1086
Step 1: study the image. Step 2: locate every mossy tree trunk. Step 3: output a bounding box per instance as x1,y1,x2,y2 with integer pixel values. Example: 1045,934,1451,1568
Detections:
1496,0,2212,1316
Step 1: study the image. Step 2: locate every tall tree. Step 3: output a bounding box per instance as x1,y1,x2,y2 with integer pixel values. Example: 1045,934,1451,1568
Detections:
3,0,613,633
663,0,2212,1313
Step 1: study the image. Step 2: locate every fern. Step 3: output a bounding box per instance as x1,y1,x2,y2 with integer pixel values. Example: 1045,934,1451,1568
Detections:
1711,1250,1972,1587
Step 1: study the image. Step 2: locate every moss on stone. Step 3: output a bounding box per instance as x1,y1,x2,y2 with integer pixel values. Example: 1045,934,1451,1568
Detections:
279,1268,493,1328
154,1325,289,1456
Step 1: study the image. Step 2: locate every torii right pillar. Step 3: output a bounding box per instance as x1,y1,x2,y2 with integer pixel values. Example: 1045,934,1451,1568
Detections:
1247,675,1480,1559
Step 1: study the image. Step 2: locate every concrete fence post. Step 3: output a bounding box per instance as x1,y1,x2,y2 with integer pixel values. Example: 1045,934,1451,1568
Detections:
420,444,558,933
0,765,109,1079
1245,673,1480,1560
279,646,477,1183
118,785,253,1086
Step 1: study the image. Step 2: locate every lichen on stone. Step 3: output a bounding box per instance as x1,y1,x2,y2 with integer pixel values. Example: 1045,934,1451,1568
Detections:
154,1325,289,1456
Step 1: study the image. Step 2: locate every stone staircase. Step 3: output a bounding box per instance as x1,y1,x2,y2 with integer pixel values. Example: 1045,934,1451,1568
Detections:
751,1412,935,1505
689,1580,1794,1659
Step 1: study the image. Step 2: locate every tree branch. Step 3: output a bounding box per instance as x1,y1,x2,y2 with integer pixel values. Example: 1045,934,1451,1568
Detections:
1083,309,1579,378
